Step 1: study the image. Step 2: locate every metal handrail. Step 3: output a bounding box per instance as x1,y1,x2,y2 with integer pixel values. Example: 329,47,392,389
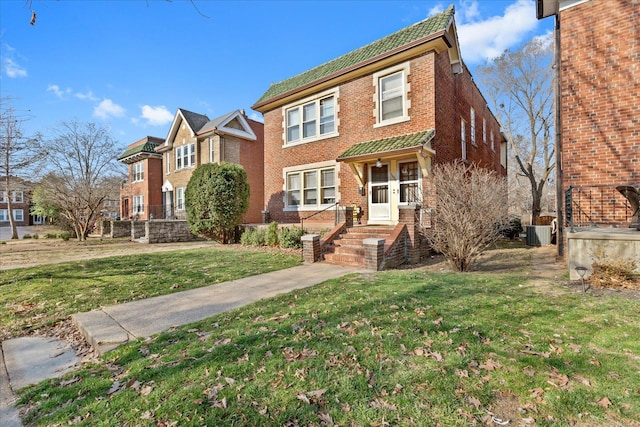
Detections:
300,201,340,230
565,184,640,230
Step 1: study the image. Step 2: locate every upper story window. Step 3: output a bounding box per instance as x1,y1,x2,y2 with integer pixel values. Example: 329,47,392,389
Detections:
0,192,5,202
470,107,476,146
165,152,171,174
461,119,467,161
209,137,215,163
12,191,24,203
490,130,495,152
132,162,144,182
483,118,487,145
285,93,337,145
285,166,336,209
176,143,195,170
374,62,410,127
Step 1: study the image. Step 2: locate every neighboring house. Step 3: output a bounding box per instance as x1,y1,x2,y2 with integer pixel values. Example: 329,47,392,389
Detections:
118,136,165,221
155,109,264,224
252,5,506,230
0,176,36,226
537,0,639,276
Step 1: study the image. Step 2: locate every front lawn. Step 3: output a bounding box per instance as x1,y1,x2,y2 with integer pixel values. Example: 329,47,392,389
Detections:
16,261,640,426
0,247,302,340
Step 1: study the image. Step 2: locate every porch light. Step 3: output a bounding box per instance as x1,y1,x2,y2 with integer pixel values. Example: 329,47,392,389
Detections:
376,158,382,168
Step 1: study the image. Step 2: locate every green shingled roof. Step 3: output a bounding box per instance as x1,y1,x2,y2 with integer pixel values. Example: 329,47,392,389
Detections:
337,130,435,160
254,5,454,107
117,141,161,161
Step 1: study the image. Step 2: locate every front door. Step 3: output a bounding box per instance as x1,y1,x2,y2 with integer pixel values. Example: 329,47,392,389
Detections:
369,163,390,222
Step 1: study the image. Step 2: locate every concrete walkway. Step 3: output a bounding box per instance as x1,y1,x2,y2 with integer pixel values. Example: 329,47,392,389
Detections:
0,262,366,426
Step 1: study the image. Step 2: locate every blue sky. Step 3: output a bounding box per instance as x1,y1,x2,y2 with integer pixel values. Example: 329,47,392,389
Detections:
1,0,553,150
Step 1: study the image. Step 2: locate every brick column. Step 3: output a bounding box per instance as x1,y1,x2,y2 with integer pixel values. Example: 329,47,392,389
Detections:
363,238,385,271
302,234,320,263
399,204,422,263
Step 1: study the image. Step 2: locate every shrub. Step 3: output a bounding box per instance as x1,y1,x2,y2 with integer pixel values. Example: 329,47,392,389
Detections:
22,233,32,239
279,226,305,249
185,163,250,243
267,222,279,247
590,247,638,289
44,233,57,239
423,161,509,272
32,234,39,239
240,227,266,247
58,232,71,241
0,241,5,245
502,216,523,240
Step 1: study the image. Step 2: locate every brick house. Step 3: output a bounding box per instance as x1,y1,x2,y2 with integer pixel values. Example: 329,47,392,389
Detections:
252,6,505,267
155,109,264,224
118,136,164,221
537,0,639,276
0,176,36,226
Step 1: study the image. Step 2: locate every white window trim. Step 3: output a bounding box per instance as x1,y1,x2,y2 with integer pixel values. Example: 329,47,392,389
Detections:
13,209,24,222
12,191,24,203
132,162,144,183
490,130,495,152
209,137,215,163
0,209,8,221
482,118,487,145
461,119,467,161
176,187,186,211
175,143,196,170
132,195,145,214
281,88,339,147
398,160,421,205
470,107,476,147
283,161,340,211
373,62,411,128
165,152,171,174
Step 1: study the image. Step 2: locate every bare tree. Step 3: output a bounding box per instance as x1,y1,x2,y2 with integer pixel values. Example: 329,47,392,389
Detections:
423,161,509,272
35,120,123,241
476,37,555,225
0,98,45,239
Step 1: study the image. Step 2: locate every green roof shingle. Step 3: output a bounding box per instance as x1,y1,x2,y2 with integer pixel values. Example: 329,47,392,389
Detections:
254,5,454,107
337,130,435,160
117,141,161,161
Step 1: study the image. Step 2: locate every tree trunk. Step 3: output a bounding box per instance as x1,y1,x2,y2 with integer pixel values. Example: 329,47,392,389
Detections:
5,180,18,239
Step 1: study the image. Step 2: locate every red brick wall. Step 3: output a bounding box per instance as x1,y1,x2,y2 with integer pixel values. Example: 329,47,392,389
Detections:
240,119,265,223
262,48,504,224
560,0,640,190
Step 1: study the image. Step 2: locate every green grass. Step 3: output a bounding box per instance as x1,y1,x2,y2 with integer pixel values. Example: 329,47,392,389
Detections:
0,247,302,339
16,266,640,426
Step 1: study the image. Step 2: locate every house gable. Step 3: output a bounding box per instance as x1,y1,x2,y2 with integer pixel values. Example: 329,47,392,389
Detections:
198,110,257,141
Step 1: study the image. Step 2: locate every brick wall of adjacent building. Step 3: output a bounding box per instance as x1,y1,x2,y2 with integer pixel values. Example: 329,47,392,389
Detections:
560,0,639,191
262,48,504,224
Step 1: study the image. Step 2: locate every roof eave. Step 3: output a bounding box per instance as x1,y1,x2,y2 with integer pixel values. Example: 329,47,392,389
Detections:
252,31,451,113
337,146,425,163
118,152,162,164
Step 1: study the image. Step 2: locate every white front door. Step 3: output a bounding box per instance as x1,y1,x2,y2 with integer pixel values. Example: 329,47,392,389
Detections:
369,163,390,222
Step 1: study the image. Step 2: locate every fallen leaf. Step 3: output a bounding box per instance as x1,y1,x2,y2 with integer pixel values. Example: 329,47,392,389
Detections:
296,393,310,404
430,351,443,362
568,343,582,353
370,398,396,411
107,381,122,396
466,396,481,408
318,411,334,425
307,389,327,398
455,369,469,378
140,384,154,396
480,358,502,371
140,410,154,420
432,317,443,326
522,367,536,377
573,375,591,387
597,397,612,408
60,377,81,387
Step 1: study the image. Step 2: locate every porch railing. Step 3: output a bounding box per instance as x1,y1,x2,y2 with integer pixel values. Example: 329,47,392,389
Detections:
565,184,640,230
300,202,342,230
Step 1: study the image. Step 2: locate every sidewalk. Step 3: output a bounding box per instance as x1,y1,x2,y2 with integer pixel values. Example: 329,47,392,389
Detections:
0,262,366,426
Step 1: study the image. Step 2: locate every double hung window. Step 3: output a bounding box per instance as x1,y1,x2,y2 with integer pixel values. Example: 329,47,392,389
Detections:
380,72,403,121
461,119,467,161
176,143,195,170
285,95,335,144
14,209,24,222
176,187,185,211
133,195,144,214
132,162,144,182
286,167,336,208
12,191,24,203
470,107,476,146
0,209,8,221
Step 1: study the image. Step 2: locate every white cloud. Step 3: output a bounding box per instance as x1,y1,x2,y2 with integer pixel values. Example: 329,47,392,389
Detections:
93,99,125,119
47,84,71,99
248,112,263,123
4,58,27,78
75,90,99,101
428,3,446,17
135,105,173,126
456,0,539,64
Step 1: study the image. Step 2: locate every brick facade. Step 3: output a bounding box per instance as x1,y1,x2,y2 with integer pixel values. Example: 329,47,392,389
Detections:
0,177,34,227
157,110,265,224
559,0,639,193
256,11,505,227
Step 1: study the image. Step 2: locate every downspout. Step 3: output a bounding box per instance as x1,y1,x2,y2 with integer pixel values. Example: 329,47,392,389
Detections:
554,12,564,258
